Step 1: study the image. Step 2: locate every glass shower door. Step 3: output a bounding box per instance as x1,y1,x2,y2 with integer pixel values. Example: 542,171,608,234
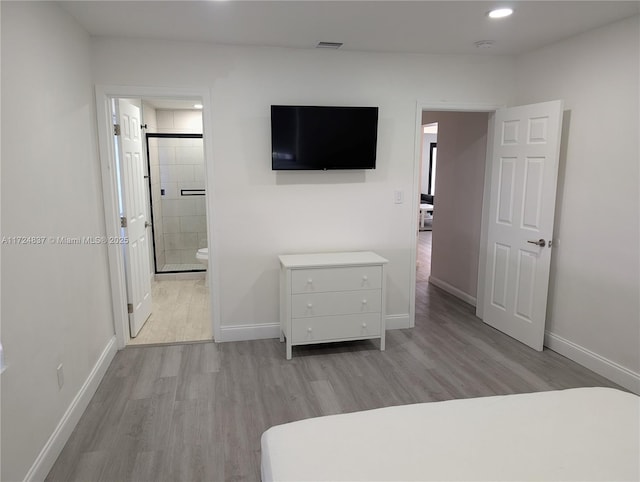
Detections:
147,134,206,273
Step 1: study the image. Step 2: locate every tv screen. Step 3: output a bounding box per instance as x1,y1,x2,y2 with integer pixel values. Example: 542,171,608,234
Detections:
271,105,378,170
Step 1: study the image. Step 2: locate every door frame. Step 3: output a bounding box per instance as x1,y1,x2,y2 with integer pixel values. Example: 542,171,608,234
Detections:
409,101,503,327
95,84,220,348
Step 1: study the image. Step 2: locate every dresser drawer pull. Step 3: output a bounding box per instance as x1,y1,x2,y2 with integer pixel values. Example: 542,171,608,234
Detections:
307,327,313,333
362,323,367,328
307,303,313,308
362,299,367,304
307,278,313,284
362,275,368,281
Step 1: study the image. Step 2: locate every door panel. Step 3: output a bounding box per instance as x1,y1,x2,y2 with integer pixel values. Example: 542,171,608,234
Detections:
522,157,545,230
514,249,536,321
491,243,510,310
482,100,563,351
117,99,153,337
497,157,516,225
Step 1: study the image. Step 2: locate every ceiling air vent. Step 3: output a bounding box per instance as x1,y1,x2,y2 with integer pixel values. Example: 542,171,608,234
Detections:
316,41,343,49
474,40,495,49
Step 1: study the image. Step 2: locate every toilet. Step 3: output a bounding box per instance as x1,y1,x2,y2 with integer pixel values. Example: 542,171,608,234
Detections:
196,248,208,286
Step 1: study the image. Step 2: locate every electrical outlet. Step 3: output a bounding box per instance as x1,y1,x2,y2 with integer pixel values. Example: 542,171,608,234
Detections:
394,190,404,204
57,364,64,389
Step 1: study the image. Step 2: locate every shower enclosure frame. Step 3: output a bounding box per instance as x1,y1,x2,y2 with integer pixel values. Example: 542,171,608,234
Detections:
146,132,206,274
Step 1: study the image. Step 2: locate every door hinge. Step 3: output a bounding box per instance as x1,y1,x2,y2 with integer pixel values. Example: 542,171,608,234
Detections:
114,124,121,136
120,216,127,228
127,303,134,314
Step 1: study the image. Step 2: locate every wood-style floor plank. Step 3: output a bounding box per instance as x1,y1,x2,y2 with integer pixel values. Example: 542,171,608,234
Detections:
46,232,622,482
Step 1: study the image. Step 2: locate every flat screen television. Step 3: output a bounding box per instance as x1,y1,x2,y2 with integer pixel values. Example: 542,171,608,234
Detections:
271,105,378,170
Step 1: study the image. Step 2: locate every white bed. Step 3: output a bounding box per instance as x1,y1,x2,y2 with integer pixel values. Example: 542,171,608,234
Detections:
261,387,640,481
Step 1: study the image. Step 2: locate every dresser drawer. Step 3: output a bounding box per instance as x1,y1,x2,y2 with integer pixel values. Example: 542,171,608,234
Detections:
291,313,382,344
291,290,381,318
291,266,382,294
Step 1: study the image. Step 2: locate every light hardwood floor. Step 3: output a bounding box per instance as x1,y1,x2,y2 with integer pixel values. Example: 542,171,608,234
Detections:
128,279,212,346
46,234,620,482
417,229,432,283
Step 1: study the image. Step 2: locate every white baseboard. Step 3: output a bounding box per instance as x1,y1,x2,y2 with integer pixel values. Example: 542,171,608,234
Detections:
428,276,477,307
219,315,411,342
386,314,411,330
25,336,117,482
544,331,640,395
219,323,280,342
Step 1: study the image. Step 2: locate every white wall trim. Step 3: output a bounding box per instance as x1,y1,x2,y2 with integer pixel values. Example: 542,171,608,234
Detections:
408,102,424,329
95,86,129,350
415,100,506,113
386,314,411,330
475,111,497,320
544,331,640,395
219,323,280,342
428,275,477,306
219,315,411,343
24,337,117,482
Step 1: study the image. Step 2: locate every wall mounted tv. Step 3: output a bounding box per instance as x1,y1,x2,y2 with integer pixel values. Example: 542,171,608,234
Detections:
271,105,378,170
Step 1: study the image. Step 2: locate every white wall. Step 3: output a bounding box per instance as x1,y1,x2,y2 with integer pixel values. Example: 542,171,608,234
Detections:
155,109,203,134
91,37,514,334
514,15,640,389
1,3,115,480
422,111,489,301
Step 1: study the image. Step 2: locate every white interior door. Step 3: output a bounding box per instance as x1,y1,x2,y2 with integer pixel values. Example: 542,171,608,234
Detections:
116,99,153,337
482,100,564,350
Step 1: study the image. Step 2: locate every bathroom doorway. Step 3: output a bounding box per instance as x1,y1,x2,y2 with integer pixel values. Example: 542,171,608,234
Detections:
134,99,212,345
103,93,214,346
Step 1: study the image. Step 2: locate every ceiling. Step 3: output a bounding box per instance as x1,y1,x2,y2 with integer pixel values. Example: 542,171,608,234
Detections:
60,1,639,56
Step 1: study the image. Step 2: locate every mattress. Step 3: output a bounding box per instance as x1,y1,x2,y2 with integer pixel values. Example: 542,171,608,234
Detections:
261,387,640,481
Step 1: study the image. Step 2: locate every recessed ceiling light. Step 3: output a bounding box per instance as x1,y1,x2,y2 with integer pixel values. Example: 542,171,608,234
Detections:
193,103,203,109
488,8,513,19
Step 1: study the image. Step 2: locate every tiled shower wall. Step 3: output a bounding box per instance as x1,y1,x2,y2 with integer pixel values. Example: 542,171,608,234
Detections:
158,136,206,265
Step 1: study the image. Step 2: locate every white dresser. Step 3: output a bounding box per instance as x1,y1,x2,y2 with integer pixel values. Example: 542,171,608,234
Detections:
278,251,388,359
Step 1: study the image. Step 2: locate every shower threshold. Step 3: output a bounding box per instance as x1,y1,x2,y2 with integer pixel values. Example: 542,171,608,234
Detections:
159,263,205,273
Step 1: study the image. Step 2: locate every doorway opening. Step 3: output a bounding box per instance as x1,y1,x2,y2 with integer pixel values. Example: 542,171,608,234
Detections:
417,122,437,284
412,100,564,354
100,90,216,348
415,110,490,316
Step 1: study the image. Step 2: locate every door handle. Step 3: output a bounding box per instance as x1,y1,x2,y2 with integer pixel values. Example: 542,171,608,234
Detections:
527,239,546,247
145,221,152,228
